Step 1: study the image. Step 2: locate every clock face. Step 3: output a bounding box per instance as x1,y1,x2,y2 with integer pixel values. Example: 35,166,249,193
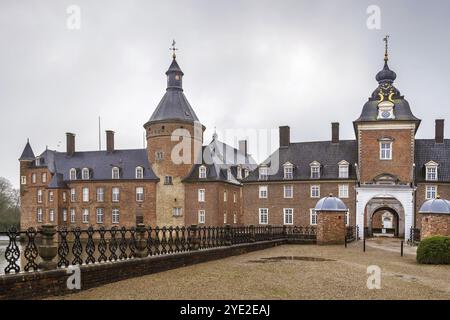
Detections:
381,111,391,119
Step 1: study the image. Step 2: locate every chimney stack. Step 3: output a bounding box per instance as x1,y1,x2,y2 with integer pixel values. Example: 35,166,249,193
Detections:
279,126,290,148
435,119,444,144
66,133,75,156
106,130,115,153
331,122,340,144
239,140,248,156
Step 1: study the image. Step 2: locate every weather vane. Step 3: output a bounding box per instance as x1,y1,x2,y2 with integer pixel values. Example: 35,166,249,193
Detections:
170,39,178,59
383,35,390,62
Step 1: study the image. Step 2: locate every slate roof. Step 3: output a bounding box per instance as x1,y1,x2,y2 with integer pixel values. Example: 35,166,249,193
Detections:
244,140,358,182
37,149,158,183
355,98,420,123
19,141,35,161
148,90,199,123
183,138,258,185
415,139,450,182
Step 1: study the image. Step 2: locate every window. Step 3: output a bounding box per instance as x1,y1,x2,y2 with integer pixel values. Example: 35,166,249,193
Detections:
32,173,36,184
310,209,318,225
155,151,164,161
135,166,144,179
96,208,104,224
112,208,120,224
82,168,90,180
380,142,392,160
223,190,227,202
233,211,237,224
69,168,77,180
164,176,173,185
70,208,75,223
198,210,205,224
70,188,76,202
62,192,67,202
259,186,268,199
21,176,26,185
233,192,237,203
82,187,89,202
283,208,293,225
82,209,89,224
259,166,268,180
259,208,268,225
37,208,43,222
97,188,104,202
112,187,120,202
62,209,67,222
48,191,54,202
223,211,227,224
244,169,249,178
198,189,205,202
49,209,54,222
338,162,349,179
237,166,242,179
310,185,320,198
136,187,144,202
338,184,349,198
35,157,41,166
284,185,293,198
112,167,120,179
172,207,182,217
426,166,438,181
284,164,293,179
199,165,207,179
426,185,437,200
227,169,232,181
311,165,320,179
37,189,43,203
345,211,350,226
41,173,47,183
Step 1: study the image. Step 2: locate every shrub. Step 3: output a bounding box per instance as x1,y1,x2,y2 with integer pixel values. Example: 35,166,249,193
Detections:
416,236,450,264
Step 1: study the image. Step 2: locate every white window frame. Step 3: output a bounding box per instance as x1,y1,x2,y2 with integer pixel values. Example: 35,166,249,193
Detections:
69,168,77,181
199,165,207,179
380,141,392,160
259,166,268,180
97,187,104,202
244,169,249,178
37,189,43,203
112,208,120,224
338,164,349,179
62,192,67,202
62,209,67,222
41,173,47,183
233,211,237,224
21,176,27,185
223,190,227,202
96,208,104,224
310,185,320,198
82,187,89,202
233,192,237,203
82,168,90,180
284,185,293,198
311,165,320,179
37,208,43,222
259,208,268,225
198,210,206,224
82,209,89,224
49,209,55,222
259,185,268,199
283,208,294,225
345,210,350,226
31,173,36,184
237,166,242,180
135,166,144,179
172,207,182,217
283,164,293,180
136,187,144,202
164,176,173,185
70,208,75,223
338,184,349,198
223,211,227,224
112,167,120,179
227,169,232,181
112,187,120,202
425,185,437,200
198,189,205,202
49,191,54,202
426,165,438,181
310,209,318,225
70,188,76,202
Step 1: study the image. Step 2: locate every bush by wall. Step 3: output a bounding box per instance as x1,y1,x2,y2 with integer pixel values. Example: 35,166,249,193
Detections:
416,236,450,264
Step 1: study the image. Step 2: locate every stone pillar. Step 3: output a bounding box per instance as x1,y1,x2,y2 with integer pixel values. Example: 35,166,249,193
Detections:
419,197,450,239
315,195,348,245
135,223,148,258
38,224,57,270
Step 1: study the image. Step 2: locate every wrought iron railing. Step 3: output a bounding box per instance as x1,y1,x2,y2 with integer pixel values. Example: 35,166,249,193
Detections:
0,224,316,275
408,227,421,246
345,226,357,243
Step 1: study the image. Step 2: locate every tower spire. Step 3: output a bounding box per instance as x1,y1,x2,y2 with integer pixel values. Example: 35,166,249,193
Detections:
170,39,178,59
383,35,390,63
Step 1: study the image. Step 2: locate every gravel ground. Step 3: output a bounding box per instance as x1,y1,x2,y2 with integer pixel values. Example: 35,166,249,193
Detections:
53,241,450,300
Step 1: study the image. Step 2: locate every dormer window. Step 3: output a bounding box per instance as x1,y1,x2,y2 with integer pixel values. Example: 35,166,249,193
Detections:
227,169,232,181
82,168,90,180
112,167,120,180
245,169,249,178
283,162,294,180
425,161,438,181
199,165,207,179
259,166,268,180
69,168,77,181
135,166,144,179
310,161,321,179
35,157,41,166
338,160,349,179
237,166,242,180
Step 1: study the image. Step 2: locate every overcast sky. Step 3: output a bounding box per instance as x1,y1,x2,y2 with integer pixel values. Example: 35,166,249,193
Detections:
1,0,450,187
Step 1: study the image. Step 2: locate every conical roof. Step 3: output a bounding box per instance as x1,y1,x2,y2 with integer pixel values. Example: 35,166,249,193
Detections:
19,140,35,161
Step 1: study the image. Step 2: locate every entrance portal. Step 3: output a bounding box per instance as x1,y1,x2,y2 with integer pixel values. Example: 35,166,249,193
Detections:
370,208,399,237
364,197,405,238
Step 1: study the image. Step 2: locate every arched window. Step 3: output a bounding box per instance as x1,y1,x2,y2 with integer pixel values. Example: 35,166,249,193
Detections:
112,167,120,179
135,166,144,179
69,168,77,180
82,168,90,180
199,165,207,179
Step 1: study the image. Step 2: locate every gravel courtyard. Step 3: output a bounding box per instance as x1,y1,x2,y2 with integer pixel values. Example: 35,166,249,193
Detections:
55,241,450,300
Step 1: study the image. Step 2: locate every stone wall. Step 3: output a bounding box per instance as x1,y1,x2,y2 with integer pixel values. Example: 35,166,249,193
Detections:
420,214,450,238
316,211,346,245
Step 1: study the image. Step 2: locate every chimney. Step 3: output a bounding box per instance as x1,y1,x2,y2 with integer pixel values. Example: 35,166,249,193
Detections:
238,140,248,156
331,122,340,144
435,119,444,144
66,133,75,156
279,126,290,148
106,130,115,153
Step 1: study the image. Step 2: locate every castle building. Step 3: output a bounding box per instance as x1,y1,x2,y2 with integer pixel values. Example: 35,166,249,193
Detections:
19,39,450,241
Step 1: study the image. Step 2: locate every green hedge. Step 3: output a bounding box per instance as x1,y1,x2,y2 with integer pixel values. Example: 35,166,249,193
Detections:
416,236,450,264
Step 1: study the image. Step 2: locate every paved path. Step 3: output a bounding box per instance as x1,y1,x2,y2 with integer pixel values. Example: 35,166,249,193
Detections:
365,237,417,255
52,241,450,300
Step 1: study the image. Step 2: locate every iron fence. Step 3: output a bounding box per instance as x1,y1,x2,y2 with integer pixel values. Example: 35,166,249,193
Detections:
345,226,357,243
408,227,421,246
0,224,317,275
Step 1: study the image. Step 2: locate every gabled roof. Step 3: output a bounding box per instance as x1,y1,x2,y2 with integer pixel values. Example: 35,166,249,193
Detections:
19,141,35,161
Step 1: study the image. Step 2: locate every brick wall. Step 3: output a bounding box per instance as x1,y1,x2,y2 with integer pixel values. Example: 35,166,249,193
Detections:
420,214,450,238
415,183,450,228
316,211,346,245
